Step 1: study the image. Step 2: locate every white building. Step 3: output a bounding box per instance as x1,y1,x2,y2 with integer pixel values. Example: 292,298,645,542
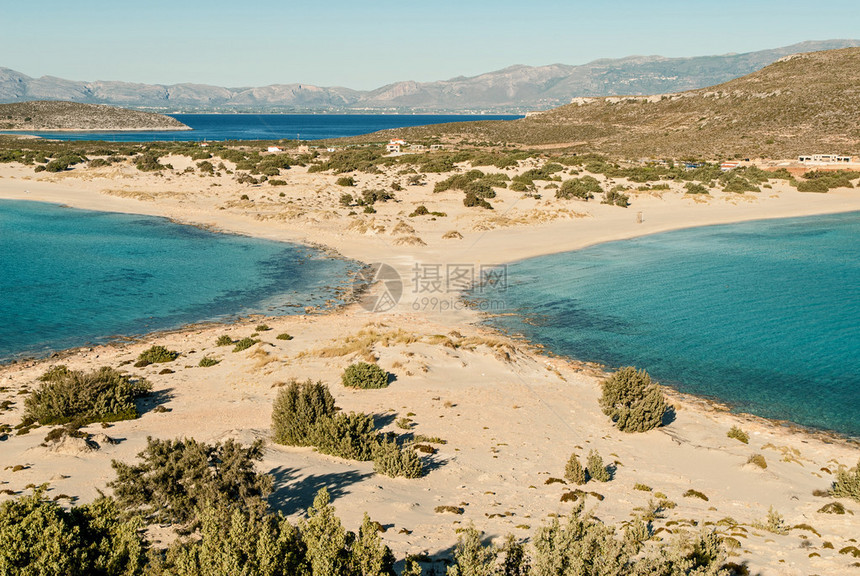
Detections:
267,146,284,153
798,154,851,164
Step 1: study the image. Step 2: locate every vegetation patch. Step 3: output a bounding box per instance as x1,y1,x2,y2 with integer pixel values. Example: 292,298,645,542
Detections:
341,362,389,389
24,366,151,426
134,345,179,367
599,367,668,432
232,337,259,352
727,425,749,444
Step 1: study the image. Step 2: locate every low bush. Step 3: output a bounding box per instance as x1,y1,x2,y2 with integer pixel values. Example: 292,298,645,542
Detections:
232,337,259,352
830,459,860,502
134,345,178,367
198,357,220,368
216,334,234,346
336,176,356,187
556,176,601,201
603,188,630,207
342,362,389,389
727,425,749,444
747,454,767,469
24,366,151,426
110,436,272,528
564,452,587,485
272,380,337,446
373,438,423,478
586,450,611,482
311,411,379,461
684,182,710,195
276,332,293,341
599,367,667,433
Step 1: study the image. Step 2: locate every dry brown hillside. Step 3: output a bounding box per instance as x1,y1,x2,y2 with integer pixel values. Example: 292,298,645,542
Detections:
0,101,189,131
355,47,860,159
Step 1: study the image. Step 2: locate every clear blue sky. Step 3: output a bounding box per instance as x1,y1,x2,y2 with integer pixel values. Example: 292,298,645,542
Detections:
3,0,858,89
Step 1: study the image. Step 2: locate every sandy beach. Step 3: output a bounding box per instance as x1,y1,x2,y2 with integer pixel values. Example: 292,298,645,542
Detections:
1,154,859,575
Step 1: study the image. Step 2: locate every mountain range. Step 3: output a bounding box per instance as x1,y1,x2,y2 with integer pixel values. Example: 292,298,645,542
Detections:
376,47,860,159
1,40,858,114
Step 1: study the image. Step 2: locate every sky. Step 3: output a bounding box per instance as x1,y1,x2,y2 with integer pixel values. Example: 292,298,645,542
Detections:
3,0,859,90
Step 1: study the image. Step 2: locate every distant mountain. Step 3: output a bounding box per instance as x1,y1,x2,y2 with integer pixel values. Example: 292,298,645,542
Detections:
378,47,860,159
1,40,858,113
0,101,189,131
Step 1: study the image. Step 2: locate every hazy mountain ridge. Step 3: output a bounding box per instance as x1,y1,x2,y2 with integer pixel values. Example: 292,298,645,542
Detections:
357,47,860,159
1,40,858,113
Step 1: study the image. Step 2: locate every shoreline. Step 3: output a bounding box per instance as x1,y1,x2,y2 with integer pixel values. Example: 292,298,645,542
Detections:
1,159,859,575
2,195,858,442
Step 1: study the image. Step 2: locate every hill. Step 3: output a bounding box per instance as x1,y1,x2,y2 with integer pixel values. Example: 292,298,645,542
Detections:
1,40,858,113
0,101,190,131
365,47,860,159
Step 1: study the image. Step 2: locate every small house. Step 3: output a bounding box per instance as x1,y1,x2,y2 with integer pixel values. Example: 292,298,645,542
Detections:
267,146,283,153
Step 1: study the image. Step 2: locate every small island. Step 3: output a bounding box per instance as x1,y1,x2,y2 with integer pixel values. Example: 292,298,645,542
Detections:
0,101,190,132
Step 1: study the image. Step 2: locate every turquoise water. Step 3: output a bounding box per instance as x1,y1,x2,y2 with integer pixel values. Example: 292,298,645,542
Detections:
0,200,358,362
474,212,860,437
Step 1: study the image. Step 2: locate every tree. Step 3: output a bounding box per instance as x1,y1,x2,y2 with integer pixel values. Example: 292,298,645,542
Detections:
599,367,668,433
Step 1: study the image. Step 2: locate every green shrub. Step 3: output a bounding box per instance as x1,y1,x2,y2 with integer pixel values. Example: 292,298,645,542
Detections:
556,176,601,200
564,452,587,485
339,193,354,206
272,380,337,446
216,334,234,346
256,324,271,332
586,450,610,482
684,182,710,195
310,411,379,461
109,437,271,528
0,489,145,576
372,438,423,478
603,188,630,207
232,337,259,352
276,333,293,341
599,367,668,432
24,366,151,426
336,176,356,187
683,489,709,501
830,459,860,502
134,345,178,367
727,425,749,444
198,356,220,368
341,362,389,389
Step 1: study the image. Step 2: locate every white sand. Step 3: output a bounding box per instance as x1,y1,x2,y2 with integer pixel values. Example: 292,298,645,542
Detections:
0,157,858,575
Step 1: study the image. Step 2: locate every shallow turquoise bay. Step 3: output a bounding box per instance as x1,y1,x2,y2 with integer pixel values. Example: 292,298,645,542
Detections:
0,200,358,361
474,212,860,437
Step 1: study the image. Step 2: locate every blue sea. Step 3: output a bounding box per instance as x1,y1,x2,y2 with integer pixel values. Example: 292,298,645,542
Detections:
1,113,521,142
473,212,860,437
0,200,359,362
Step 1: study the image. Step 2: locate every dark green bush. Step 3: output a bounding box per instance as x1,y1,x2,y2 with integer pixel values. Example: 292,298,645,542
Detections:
24,366,151,426
311,411,379,461
272,380,337,446
831,459,860,502
342,362,389,389
603,188,630,207
556,176,601,200
232,337,259,352
372,438,423,478
215,335,234,346
586,450,611,482
134,345,178,367
599,367,668,433
564,452,587,485
684,182,710,195
110,437,271,528
0,489,146,576
276,333,293,341
336,176,356,187
198,357,220,368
